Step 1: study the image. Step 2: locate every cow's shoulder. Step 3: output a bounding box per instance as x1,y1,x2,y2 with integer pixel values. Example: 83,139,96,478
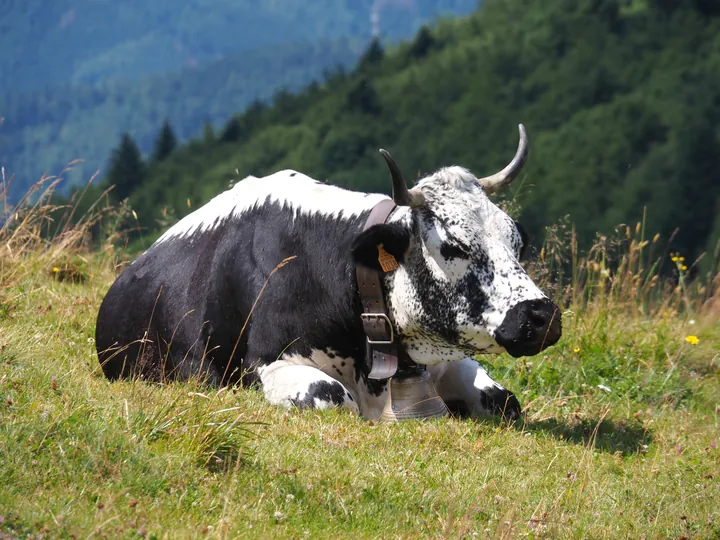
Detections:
156,171,388,245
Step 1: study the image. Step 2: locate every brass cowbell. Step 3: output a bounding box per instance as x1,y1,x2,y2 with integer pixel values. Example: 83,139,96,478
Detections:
380,370,449,422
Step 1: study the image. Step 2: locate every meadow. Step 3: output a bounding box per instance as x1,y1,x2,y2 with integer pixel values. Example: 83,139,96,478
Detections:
0,178,718,539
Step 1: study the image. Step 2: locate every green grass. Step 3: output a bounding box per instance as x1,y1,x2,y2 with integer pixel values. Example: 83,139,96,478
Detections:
0,189,719,537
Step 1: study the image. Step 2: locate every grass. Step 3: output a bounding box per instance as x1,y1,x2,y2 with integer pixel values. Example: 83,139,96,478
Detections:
0,179,719,538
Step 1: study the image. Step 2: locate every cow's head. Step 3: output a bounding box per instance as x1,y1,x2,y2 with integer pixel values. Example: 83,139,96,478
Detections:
352,125,561,364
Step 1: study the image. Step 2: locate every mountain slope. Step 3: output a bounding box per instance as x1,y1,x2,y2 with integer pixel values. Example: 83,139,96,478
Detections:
123,0,720,260
0,0,478,197
0,0,478,91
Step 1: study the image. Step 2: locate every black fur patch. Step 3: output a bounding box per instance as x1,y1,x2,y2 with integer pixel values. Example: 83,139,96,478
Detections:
351,223,411,272
291,380,348,409
440,242,470,260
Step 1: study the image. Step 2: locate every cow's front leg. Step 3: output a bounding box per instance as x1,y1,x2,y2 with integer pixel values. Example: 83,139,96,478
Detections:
257,360,359,414
429,358,521,420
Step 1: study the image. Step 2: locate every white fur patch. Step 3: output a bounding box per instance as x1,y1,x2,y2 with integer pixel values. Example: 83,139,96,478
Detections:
274,349,388,420
155,170,388,243
430,358,505,416
258,360,358,413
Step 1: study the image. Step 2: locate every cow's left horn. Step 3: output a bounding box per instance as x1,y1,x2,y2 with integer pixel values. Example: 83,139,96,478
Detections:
379,149,425,208
478,124,529,194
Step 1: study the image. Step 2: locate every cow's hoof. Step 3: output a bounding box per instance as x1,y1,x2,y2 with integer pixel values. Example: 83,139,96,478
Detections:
480,387,522,421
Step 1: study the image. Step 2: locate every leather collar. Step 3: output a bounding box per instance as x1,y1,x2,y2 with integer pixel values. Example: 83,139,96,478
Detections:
356,200,418,379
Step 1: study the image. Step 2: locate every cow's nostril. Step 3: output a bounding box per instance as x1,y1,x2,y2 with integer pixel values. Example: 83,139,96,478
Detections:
495,298,563,358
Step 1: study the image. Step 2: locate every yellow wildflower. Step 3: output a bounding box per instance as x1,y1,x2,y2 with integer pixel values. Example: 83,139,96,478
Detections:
681,265,688,272
685,335,699,345
671,256,679,262
573,347,581,354
52,267,59,273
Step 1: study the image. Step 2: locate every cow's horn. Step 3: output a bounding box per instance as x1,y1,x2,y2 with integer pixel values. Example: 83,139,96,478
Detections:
478,124,529,194
379,149,425,207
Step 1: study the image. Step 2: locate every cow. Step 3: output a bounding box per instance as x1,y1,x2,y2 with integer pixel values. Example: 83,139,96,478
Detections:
95,125,561,420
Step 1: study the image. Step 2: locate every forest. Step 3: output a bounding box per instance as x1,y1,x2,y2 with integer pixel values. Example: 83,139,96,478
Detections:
0,0,477,198
88,0,720,264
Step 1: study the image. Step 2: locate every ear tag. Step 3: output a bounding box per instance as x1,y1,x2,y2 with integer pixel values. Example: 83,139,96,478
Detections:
377,244,399,273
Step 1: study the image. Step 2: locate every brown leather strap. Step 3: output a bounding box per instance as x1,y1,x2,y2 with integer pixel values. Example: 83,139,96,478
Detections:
356,199,401,379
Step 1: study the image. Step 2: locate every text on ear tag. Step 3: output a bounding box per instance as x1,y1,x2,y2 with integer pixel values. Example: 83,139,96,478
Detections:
377,244,399,272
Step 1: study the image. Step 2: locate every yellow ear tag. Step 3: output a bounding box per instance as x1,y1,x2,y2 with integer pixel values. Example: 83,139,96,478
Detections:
377,244,399,272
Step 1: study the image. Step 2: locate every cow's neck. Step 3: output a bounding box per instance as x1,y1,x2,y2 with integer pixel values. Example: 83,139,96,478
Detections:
356,200,419,380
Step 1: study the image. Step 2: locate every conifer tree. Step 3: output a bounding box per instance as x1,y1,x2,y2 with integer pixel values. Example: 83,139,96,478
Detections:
220,117,241,142
153,118,177,161
107,133,145,201
358,38,385,70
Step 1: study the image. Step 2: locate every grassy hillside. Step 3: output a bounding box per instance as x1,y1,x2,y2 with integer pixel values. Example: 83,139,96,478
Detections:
0,177,718,537
120,0,720,262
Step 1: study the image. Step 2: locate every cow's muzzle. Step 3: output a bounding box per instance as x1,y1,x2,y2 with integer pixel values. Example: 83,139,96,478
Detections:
494,299,562,358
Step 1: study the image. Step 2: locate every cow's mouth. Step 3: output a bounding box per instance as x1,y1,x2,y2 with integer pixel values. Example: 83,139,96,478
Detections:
494,298,562,358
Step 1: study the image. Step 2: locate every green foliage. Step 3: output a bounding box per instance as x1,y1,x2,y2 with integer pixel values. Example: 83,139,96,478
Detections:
358,38,385,70
409,25,436,58
152,119,177,162
0,1,478,199
0,38,361,199
107,134,145,201
116,0,719,261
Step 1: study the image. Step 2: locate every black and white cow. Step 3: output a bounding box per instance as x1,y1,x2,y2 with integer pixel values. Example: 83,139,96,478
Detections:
95,125,561,420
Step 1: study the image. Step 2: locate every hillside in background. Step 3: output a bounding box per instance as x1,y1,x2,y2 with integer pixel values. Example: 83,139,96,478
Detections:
0,0,477,196
110,0,720,263
0,0,479,91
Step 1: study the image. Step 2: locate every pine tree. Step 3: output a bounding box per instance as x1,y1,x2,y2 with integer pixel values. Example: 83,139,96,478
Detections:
107,133,145,201
203,121,216,144
358,38,384,70
153,118,177,161
220,117,241,142
410,26,435,58
346,77,381,115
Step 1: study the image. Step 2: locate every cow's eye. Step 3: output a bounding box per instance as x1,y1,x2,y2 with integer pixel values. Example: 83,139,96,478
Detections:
440,242,470,260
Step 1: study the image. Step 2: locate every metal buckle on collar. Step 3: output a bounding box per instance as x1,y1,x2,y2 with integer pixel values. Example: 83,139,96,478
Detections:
360,312,394,345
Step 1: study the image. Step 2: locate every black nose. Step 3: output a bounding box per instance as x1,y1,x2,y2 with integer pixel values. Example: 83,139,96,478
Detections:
494,299,562,358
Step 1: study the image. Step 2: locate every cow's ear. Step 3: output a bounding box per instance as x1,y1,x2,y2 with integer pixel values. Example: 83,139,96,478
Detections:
351,223,411,272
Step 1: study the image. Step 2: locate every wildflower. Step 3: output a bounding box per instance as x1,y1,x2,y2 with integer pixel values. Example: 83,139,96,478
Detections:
671,256,679,262
573,347,581,354
685,335,699,345
681,265,688,272
52,267,59,273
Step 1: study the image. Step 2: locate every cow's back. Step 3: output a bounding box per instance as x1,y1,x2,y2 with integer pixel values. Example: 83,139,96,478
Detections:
95,171,384,384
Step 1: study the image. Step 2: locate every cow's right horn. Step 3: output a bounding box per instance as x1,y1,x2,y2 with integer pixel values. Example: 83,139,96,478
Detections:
478,124,529,194
379,149,425,208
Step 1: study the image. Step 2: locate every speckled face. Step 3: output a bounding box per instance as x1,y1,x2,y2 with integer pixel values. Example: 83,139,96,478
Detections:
386,166,548,364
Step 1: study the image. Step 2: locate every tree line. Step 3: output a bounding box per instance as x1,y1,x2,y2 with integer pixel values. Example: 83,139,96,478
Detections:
77,0,720,268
